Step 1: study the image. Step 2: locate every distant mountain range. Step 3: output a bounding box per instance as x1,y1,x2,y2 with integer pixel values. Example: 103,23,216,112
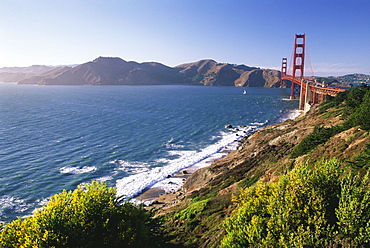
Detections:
0,65,62,82
0,57,280,87
1,57,368,87
328,74,370,85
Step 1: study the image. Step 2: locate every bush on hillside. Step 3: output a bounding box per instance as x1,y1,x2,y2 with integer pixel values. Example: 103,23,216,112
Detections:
220,159,370,247
292,84,370,158
345,90,370,130
343,84,370,115
291,125,343,158
351,143,370,169
0,181,165,248
321,84,370,114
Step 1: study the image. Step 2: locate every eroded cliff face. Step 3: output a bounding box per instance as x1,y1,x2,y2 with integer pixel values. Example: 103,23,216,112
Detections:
157,104,370,247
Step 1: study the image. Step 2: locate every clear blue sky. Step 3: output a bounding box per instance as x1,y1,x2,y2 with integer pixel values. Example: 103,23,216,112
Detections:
1,0,369,76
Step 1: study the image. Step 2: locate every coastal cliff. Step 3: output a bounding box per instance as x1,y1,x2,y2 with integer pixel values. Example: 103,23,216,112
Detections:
154,85,370,247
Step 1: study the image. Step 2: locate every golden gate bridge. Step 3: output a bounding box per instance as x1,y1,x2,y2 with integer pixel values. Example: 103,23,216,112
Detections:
280,34,346,112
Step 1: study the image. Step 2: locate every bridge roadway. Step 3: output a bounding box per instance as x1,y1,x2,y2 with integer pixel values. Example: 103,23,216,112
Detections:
281,75,346,112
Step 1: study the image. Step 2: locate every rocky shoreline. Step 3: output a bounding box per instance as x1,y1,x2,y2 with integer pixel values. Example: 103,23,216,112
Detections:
135,131,251,209
137,111,304,212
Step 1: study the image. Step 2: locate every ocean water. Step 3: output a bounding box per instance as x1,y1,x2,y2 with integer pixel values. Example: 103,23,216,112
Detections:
0,83,298,222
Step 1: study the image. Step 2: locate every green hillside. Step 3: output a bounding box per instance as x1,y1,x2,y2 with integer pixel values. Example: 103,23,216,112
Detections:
160,84,370,247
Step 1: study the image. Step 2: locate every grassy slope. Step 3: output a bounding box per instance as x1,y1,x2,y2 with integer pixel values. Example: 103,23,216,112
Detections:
158,90,370,247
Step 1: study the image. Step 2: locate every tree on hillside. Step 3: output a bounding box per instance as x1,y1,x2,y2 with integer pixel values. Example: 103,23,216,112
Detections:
345,90,370,130
292,84,370,158
0,181,166,248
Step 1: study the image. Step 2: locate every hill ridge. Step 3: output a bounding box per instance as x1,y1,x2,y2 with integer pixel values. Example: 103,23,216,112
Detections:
1,57,280,87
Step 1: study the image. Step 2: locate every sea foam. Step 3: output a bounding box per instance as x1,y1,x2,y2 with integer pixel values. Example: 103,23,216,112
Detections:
119,109,301,202
0,195,32,219
116,125,259,200
59,166,97,174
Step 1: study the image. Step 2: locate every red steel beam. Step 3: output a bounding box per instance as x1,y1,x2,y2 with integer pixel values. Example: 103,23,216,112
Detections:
280,57,288,88
291,34,306,98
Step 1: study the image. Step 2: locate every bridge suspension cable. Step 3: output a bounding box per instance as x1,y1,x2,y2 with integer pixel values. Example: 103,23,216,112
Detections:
279,34,346,111
305,40,315,78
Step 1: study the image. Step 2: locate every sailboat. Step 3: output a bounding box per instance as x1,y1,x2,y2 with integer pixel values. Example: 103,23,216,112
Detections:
243,90,247,95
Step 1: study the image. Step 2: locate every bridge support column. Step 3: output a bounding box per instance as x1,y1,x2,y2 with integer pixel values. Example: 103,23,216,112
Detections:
304,83,313,113
312,89,319,104
280,57,287,88
299,80,307,110
319,93,325,104
290,34,306,100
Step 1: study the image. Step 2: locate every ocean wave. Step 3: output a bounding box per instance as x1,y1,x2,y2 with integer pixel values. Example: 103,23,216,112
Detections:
116,125,259,200
166,150,197,157
277,109,302,122
0,195,32,219
152,177,185,193
250,121,268,126
165,143,185,149
59,166,97,174
109,160,151,174
95,176,114,182
154,157,172,164
164,137,185,149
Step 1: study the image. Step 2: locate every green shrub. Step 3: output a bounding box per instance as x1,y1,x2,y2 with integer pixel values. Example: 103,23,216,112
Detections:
291,125,343,158
192,74,204,82
336,172,370,244
220,159,370,247
319,95,343,112
293,85,370,158
344,84,370,112
345,90,370,130
175,199,209,220
351,143,370,169
0,181,165,248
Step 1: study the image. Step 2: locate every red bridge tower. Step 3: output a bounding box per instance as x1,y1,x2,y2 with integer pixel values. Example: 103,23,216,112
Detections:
291,34,306,99
280,34,346,111
280,57,287,88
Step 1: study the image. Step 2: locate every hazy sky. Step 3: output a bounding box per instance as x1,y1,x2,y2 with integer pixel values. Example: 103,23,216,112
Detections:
1,0,369,76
